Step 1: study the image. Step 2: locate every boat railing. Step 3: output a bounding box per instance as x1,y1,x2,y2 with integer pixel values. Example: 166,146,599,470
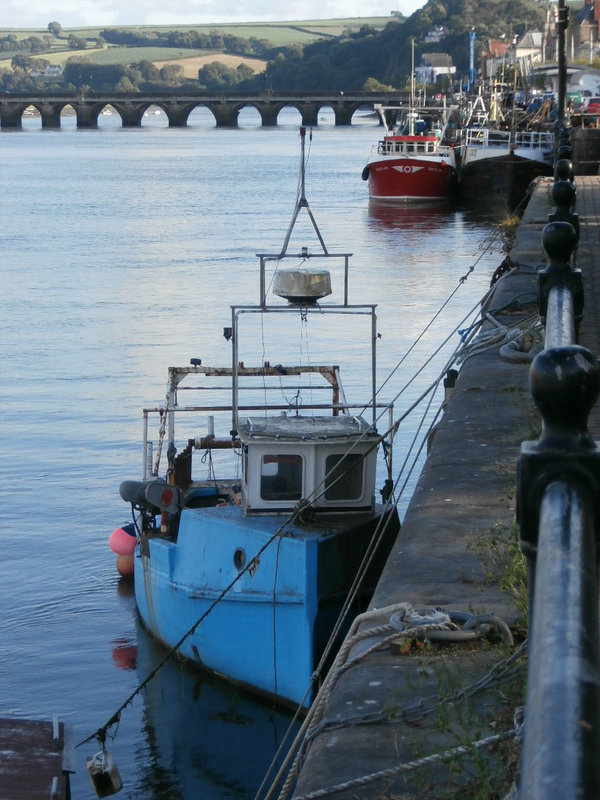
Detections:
513,130,555,151
377,138,440,156
517,162,600,796
463,127,511,149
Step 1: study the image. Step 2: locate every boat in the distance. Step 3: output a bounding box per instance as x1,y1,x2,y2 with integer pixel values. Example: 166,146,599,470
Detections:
362,102,461,202
458,92,555,207
113,128,399,709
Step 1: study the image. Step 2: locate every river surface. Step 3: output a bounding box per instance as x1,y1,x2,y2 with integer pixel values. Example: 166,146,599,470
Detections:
0,106,509,799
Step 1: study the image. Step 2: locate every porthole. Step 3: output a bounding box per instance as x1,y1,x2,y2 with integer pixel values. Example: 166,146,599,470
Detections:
233,548,247,570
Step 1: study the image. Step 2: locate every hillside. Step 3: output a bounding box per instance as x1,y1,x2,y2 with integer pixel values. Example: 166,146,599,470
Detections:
258,0,547,91
0,2,548,94
0,17,397,90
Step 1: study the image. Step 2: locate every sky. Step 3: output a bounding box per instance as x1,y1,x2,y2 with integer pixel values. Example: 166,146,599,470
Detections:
2,0,427,29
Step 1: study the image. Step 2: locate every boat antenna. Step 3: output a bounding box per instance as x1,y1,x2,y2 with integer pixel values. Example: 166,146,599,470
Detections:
409,37,415,135
278,127,329,258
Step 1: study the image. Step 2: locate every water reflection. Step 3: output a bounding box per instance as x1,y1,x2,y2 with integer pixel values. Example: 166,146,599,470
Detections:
368,200,454,231
368,196,515,232
115,618,298,799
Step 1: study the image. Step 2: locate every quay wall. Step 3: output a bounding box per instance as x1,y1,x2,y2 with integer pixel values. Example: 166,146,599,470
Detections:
291,178,561,800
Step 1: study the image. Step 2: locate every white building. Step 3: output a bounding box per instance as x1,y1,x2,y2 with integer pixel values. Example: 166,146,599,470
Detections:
415,52,456,85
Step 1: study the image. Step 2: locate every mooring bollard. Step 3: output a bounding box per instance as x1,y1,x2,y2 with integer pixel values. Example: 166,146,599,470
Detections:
536,221,582,335
548,181,579,244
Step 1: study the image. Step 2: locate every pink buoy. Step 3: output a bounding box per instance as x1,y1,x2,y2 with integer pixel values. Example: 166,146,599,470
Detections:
116,554,135,578
109,524,137,555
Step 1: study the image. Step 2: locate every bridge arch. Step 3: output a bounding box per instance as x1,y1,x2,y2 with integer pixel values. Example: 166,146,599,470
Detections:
272,104,303,125
97,104,119,127
186,104,217,127
23,104,42,128
235,103,263,126
141,104,168,126
345,102,380,125
60,103,77,128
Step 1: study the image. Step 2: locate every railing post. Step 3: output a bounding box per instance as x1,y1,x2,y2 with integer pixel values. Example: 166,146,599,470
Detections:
537,222,583,339
517,218,600,797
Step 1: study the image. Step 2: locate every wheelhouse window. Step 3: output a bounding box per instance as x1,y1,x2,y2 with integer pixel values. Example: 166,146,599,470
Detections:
260,454,303,501
324,454,364,501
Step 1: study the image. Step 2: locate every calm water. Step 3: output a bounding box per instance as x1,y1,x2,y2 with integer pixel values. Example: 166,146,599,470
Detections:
0,106,507,799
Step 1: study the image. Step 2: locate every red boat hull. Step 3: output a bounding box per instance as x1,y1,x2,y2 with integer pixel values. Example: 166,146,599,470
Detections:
367,157,457,202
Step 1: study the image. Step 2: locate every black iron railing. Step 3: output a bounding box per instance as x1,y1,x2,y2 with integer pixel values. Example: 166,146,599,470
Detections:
517,132,600,797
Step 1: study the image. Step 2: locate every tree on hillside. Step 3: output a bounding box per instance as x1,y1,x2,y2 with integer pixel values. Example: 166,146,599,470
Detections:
132,60,161,82
159,64,184,85
48,22,62,37
67,35,87,50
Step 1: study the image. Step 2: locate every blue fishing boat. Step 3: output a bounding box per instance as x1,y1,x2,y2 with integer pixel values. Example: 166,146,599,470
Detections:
116,129,399,709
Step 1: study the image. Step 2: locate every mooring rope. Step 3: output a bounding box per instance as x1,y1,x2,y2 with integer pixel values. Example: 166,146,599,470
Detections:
292,720,522,800
303,639,527,742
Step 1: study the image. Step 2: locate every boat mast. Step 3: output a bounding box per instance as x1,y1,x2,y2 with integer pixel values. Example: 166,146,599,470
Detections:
278,127,328,258
409,37,415,135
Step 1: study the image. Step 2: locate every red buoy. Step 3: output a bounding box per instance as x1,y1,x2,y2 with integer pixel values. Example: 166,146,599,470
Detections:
109,524,137,556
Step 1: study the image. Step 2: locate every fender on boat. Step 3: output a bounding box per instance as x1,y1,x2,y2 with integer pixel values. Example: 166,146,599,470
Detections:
361,165,370,181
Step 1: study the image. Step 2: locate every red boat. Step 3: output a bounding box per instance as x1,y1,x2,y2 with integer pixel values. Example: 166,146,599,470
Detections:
363,105,460,203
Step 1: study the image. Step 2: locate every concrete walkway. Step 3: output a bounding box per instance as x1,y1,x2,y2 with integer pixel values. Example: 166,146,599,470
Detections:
286,176,600,800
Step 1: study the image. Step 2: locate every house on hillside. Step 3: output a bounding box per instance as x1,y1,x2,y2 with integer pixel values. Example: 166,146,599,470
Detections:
567,0,600,59
29,64,64,78
514,31,544,62
482,32,545,81
482,39,511,80
425,26,447,43
415,52,455,85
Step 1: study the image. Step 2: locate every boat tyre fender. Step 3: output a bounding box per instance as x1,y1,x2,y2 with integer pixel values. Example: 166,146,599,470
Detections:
361,165,370,181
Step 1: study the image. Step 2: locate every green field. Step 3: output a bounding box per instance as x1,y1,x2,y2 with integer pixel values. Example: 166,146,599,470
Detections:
0,17,393,45
0,18,395,70
0,17,397,73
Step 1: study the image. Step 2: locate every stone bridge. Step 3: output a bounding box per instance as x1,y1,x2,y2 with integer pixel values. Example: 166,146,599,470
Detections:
0,91,399,129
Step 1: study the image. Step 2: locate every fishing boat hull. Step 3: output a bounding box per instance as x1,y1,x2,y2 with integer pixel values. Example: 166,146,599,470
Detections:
458,128,554,207
459,152,553,208
366,156,457,202
134,503,399,708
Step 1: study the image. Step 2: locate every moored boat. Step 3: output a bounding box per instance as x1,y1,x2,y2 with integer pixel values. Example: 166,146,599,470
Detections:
115,128,399,709
458,93,555,207
363,103,460,202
